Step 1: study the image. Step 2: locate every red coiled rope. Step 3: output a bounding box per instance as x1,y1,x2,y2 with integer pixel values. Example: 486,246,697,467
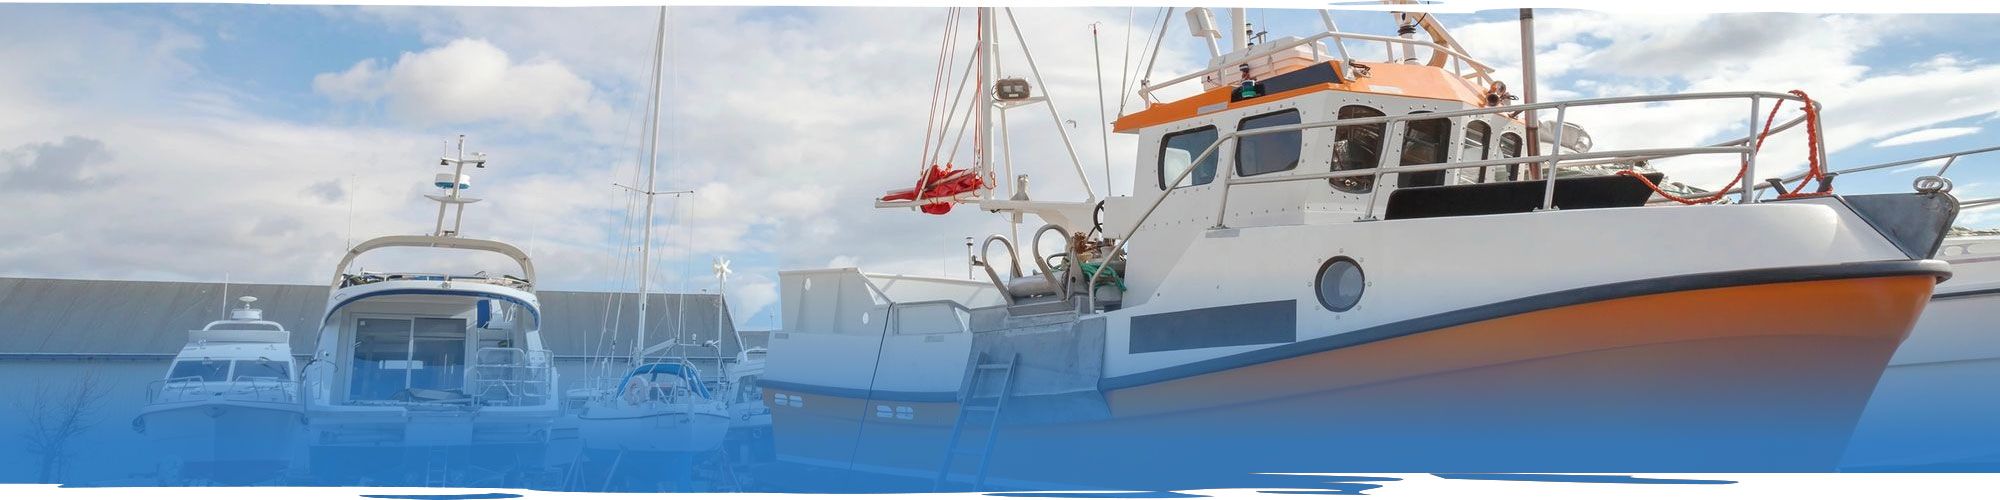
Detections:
1617,90,1826,204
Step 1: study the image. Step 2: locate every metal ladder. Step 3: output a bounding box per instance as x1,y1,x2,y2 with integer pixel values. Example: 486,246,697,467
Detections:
933,353,1020,491
422,446,450,487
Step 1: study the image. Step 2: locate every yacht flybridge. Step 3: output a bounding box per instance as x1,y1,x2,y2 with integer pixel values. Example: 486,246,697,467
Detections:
134,295,303,483
302,137,560,482
765,6,1959,488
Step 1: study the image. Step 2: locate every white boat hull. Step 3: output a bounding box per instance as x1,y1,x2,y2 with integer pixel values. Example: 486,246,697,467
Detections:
1847,244,2000,469
134,400,303,478
578,406,732,454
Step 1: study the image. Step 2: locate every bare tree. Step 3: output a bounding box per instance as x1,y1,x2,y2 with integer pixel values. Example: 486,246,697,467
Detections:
12,372,110,484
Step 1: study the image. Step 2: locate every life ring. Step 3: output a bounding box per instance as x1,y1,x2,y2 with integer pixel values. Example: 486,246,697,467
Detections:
621,377,650,406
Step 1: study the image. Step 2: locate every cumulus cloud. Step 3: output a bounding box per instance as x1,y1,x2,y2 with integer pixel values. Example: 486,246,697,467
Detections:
1875,126,1982,148
0,136,111,192
12,5,2000,329
314,38,594,125
304,178,347,203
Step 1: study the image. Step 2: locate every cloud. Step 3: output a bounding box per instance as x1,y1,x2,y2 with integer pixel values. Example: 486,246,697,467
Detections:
1875,126,1982,148
314,38,594,125
0,136,111,192
1448,11,2000,187
304,179,347,203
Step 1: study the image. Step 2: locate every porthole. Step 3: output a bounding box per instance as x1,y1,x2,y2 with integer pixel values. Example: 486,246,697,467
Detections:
1316,257,1365,312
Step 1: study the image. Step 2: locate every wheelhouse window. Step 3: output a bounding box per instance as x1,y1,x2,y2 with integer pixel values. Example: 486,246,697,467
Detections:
1159,126,1219,189
1458,120,1492,184
169,360,230,382
1235,110,1303,177
1497,132,1524,181
1398,115,1451,188
1330,105,1386,193
232,360,291,381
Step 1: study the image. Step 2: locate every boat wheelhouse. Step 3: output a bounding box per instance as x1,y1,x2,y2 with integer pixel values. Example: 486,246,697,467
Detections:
763,6,1958,489
133,295,303,483
300,138,560,483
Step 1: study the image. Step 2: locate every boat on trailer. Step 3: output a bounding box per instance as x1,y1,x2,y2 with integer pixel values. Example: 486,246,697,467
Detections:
134,295,303,484
300,137,561,484
762,5,1958,490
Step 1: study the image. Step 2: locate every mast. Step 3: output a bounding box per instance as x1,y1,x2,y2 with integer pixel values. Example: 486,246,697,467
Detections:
429,135,486,237
1519,8,1541,172
1229,8,1248,52
633,7,667,367
976,7,995,201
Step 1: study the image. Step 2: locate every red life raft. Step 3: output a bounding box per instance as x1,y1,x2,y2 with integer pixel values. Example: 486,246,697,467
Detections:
880,163,984,215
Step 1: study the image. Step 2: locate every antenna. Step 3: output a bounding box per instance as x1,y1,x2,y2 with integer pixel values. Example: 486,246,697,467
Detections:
427,134,488,237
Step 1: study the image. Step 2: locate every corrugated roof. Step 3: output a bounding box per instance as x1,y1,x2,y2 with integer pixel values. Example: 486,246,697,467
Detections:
0,277,737,358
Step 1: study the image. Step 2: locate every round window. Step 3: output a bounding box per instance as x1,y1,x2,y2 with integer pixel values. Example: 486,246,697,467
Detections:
1316,257,1365,312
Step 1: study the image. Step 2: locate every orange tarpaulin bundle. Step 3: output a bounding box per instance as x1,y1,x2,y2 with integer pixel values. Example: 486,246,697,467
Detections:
881,163,983,214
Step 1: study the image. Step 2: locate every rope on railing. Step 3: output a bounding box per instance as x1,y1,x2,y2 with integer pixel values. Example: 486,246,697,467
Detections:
1619,90,1822,204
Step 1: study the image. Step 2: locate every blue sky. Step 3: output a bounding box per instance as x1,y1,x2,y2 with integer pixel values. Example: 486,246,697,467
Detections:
2,5,1998,331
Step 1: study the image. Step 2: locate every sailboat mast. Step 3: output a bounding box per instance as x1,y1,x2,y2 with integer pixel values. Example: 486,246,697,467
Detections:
975,7,995,201
634,6,668,366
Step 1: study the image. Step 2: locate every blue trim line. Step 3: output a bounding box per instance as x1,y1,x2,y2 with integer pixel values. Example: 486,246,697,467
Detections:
1097,259,1949,391
756,378,958,403
324,288,540,325
1932,285,2000,300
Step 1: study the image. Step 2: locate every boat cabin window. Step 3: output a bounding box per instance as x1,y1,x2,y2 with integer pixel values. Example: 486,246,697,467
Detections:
1498,131,1524,181
1457,120,1492,184
350,316,470,401
232,359,291,381
169,359,230,382
1330,105,1385,193
1159,126,1219,189
1397,114,1451,188
1235,110,1302,177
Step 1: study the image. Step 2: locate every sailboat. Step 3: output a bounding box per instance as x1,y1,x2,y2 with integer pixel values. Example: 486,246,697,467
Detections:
573,6,732,487
762,5,1956,490
300,136,562,485
133,295,303,484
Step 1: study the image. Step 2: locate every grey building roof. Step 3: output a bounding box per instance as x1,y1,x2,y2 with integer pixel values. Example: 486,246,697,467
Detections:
0,277,738,359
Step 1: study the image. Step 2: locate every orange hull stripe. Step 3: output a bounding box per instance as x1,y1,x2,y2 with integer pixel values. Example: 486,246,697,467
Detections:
1107,275,1933,416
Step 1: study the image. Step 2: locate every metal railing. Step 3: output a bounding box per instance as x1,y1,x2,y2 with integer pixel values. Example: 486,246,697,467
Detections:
1140,29,1501,105
341,271,533,291
1087,90,1822,308
471,347,555,406
148,375,297,405
1742,145,2000,201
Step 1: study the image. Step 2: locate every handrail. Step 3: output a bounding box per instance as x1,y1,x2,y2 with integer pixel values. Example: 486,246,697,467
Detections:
975,235,1024,305
1030,223,1072,300
1140,29,1499,103
1739,144,2000,197
148,375,298,405
1087,90,1818,309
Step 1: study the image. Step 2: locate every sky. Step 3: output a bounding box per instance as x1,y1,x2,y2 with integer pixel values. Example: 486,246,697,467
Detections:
3,4,1999,332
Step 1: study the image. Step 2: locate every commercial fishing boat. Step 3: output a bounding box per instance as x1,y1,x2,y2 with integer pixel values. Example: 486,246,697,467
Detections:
762,6,1957,489
300,137,561,484
133,295,303,483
